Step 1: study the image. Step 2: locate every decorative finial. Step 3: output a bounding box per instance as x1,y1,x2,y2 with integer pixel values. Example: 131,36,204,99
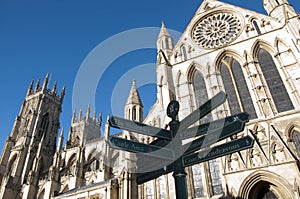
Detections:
52,81,57,93
35,79,40,91
27,79,34,96
60,85,66,101
42,73,49,91
79,109,82,120
72,109,76,123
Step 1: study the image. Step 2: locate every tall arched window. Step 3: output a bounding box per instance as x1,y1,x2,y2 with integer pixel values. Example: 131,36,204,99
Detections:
252,20,261,35
209,159,223,195
257,49,294,113
181,46,188,61
193,70,212,122
220,56,257,119
192,164,204,197
291,130,300,158
38,113,49,137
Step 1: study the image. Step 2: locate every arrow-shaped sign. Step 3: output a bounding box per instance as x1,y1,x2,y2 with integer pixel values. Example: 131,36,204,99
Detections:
180,112,250,140
179,91,227,131
182,136,254,167
108,136,174,160
109,116,172,140
182,120,245,155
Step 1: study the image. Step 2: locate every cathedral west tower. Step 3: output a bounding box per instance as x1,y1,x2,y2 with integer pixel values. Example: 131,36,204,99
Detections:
0,74,65,199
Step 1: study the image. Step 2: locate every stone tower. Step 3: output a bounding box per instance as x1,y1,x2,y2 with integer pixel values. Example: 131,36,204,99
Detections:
0,74,65,199
156,22,176,110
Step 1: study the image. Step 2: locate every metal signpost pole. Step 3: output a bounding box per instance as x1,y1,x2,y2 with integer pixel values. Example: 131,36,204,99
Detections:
167,100,188,199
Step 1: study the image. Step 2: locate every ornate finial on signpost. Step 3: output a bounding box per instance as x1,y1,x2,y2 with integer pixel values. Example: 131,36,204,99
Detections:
167,100,179,121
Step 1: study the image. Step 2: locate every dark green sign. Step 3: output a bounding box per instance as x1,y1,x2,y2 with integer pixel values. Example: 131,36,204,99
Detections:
182,136,254,167
137,163,174,185
109,136,174,160
182,120,245,155
179,91,226,131
109,116,172,140
180,112,250,140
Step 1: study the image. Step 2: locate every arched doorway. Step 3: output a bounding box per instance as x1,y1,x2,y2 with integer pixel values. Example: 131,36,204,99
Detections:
238,170,295,199
249,181,279,199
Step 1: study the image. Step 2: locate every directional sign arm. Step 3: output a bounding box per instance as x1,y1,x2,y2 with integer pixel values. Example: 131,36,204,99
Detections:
179,91,227,131
108,136,174,160
137,163,174,184
182,120,244,155
180,112,250,140
109,116,172,140
182,136,254,167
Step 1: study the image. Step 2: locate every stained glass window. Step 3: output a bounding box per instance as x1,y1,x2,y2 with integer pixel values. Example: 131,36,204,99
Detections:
192,164,204,197
220,56,257,119
209,159,223,195
258,49,294,113
193,70,211,123
292,130,300,158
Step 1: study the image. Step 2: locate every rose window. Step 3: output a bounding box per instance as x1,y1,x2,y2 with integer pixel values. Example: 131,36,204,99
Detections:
191,12,242,49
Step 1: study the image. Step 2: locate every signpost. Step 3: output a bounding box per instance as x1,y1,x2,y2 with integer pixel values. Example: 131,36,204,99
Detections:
107,91,254,199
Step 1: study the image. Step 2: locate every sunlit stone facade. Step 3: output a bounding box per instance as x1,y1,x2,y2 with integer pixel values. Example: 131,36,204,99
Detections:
1,0,300,198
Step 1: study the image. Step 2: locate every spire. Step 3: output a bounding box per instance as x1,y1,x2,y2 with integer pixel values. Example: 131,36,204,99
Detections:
27,79,34,96
157,21,174,51
126,80,143,107
158,21,171,38
42,73,49,91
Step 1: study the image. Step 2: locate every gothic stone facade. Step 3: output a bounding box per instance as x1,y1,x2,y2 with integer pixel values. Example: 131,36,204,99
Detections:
1,0,300,198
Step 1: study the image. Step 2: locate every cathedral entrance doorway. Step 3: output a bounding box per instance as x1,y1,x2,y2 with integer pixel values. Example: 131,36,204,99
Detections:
248,181,279,199
238,170,294,199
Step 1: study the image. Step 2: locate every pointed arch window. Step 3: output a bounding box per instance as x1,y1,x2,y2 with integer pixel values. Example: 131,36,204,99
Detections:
209,159,223,195
291,130,300,158
39,113,49,137
252,20,261,35
220,56,257,119
181,46,188,61
192,70,212,123
257,49,294,113
192,164,204,197
165,38,169,49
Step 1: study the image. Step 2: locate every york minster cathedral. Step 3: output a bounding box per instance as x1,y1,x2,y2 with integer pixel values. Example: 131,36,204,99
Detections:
0,0,300,198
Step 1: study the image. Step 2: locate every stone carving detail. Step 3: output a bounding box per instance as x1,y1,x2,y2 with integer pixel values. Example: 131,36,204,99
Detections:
191,12,242,49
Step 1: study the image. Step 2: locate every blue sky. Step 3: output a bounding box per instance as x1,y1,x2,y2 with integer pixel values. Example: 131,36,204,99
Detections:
0,0,299,149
